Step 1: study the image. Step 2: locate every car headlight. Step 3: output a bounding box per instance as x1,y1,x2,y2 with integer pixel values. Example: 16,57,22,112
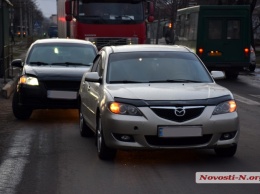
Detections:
213,100,237,115
19,75,39,86
109,102,142,116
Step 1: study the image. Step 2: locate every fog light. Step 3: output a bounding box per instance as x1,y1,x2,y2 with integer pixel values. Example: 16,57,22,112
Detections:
223,133,231,139
220,132,236,140
113,133,135,142
121,135,131,141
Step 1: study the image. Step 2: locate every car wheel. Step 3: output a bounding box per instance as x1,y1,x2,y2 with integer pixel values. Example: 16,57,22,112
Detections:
12,91,32,120
96,114,117,160
79,105,93,137
249,64,256,72
214,144,237,157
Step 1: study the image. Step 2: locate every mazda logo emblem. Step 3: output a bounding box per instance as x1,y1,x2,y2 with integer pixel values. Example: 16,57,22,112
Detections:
174,107,185,117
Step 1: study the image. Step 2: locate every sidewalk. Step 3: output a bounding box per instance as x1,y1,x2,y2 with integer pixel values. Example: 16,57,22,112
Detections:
0,40,28,99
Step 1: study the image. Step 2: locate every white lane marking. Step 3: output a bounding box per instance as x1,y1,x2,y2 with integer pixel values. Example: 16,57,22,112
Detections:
233,94,260,105
250,94,260,99
0,130,33,194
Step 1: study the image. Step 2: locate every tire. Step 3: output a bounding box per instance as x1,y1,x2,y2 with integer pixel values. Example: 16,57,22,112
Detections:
214,144,237,157
79,105,93,137
249,64,256,72
96,114,117,160
12,91,32,120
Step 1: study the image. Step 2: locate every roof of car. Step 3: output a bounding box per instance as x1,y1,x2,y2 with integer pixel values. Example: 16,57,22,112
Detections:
104,44,192,53
33,38,95,46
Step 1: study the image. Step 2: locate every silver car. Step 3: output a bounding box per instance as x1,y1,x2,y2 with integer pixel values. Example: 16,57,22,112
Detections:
78,45,239,160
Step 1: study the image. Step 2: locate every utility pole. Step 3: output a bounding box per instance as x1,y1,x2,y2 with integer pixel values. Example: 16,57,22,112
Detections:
19,0,23,39
156,8,161,44
24,0,28,36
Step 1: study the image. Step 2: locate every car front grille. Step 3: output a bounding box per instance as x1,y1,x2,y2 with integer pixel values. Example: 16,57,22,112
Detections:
43,80,80,91
151,106,205,122
145,134,212,147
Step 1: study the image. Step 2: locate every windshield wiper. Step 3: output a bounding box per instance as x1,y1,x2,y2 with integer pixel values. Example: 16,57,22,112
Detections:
29,61,49,66
149,79,201,83
109,80,145,83
86,15,106,23
51,62,92,66
115,15,134,21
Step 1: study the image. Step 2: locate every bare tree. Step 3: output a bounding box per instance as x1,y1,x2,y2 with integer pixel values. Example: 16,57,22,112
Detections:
11,0,44,36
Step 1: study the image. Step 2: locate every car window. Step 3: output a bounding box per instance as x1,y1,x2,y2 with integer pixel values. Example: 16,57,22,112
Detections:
91,53,104,77
26,43,96,65
106,51,213,83
91,55,101,72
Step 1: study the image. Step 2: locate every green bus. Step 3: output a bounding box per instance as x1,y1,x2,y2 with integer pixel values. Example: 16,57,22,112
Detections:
175,5,252,79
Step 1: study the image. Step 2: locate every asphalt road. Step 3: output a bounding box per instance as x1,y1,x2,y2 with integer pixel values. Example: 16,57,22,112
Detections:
0,70,260,194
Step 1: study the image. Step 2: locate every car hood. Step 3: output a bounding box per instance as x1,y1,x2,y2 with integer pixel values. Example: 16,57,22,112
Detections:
106,83,232,101
24,65,90,81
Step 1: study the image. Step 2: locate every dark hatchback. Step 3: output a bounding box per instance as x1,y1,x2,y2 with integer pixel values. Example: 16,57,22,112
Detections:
11,38,98,120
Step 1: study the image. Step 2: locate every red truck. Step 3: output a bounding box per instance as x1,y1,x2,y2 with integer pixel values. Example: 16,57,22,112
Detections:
58,0,154,50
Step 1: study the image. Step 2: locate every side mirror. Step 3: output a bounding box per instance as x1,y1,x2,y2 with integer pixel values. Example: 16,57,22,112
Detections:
65,15,73,22
11,59,23,68
147,15,154,23
211,71,225,80
84,72,101,83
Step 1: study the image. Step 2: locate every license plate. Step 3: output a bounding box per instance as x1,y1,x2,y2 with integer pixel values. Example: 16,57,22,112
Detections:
208,52,222,56
47,90,77,99
158,126,202,138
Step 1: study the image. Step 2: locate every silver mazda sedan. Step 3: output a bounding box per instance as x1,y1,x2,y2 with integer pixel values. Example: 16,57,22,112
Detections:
78,44,239,160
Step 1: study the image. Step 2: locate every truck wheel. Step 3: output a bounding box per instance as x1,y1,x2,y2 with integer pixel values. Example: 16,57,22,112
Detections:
214,144,237,157
225,71,239,80
12,91,32,120
79,105,93,137
96,115,117,160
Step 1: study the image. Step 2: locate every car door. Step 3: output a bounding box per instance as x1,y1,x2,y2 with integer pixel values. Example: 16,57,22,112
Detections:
82,54,103,130
80,57,97,126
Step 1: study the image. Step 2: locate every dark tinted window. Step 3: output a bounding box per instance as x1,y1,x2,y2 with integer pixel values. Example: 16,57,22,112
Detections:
227,20,240,39
208,20,222,40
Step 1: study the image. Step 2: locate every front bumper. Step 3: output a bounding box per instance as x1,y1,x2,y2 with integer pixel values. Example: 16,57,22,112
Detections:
16,82,80,109
101,106,239,150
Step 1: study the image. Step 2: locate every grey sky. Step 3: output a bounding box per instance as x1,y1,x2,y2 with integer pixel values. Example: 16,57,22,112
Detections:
37,0,57,18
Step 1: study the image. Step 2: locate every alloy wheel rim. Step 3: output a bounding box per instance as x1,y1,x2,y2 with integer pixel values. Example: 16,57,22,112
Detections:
79,112,83,132
97,117,102,153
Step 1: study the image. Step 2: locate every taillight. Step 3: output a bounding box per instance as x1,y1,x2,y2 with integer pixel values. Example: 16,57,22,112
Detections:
198,48,204,56
244,47,249,56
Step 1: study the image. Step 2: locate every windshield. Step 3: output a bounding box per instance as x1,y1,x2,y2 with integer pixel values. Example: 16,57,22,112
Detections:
26,43,96,66
107,52,213,83
78,0,144,23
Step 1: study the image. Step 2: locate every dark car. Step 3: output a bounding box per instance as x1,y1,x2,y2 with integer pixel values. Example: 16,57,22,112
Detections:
11,38,98,120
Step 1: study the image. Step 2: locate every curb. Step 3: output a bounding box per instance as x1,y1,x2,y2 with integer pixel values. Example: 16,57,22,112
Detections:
1,80,15,99
1,42,26,99
1,68,21,99
1,77,18,99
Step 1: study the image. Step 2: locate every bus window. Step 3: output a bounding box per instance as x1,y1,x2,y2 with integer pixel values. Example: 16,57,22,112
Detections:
208,20,222,40
227,20,240,39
